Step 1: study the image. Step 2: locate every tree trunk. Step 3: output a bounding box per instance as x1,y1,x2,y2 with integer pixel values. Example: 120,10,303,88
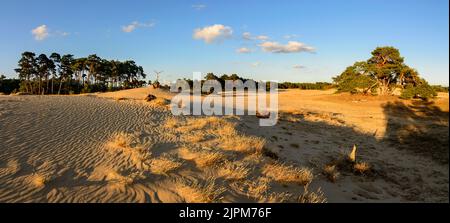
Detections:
58,77,63,95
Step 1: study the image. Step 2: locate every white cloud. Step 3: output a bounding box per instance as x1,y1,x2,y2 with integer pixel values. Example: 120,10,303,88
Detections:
293,65,306,69
256,35,269,41
193,24,233,43
251,62,261,67
31,25,49,41
55,31,70,37
242,32,269,41
259,41,315,53
284,34,298,39
236,47,252,54
242,32,252,40
122,21,155,33
192,4,206,10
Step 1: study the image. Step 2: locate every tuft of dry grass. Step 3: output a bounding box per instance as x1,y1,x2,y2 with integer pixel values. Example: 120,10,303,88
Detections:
30,174,49,188
182,132,206,143
244,177,272,199
150,97,170,107
149,154,183,175
106,132,152,170
262,162,313,185
265,192,293,203
220,135,266,154
298,185,327,203
177,117,231,132
108,132,134,148
178,147,225,167
216,161,251,180
164,117,179,129
174,177,225,203
323,164,340,182
353,162,370,175
115,97,127,101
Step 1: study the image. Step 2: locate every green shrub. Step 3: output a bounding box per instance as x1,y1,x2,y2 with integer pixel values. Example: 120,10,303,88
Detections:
400,83,437,100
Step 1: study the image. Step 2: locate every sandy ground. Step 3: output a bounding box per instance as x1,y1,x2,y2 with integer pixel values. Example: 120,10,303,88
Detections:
0,87,448,202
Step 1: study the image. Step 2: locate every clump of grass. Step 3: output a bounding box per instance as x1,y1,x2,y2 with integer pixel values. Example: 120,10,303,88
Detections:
265,192,292,203
298,185,327,203
178,147,225,167
30,174,49,188
106,132,152,170
353,162,370,175
244,177,271,199
115,97,126,101
149,154,183,175
150,97,170,107
262,162,313,185
220,135,266,154
164,117,179,129
109,132,133,148
216,161,251,180
177,117,231,132
182,132,206,143
174,177,225,203
323,164,340,182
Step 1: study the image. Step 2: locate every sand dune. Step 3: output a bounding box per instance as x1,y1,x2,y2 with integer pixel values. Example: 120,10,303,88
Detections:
0,87,448,202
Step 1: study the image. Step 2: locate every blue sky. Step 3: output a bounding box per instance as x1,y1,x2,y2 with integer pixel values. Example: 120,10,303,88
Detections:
0,0,448,85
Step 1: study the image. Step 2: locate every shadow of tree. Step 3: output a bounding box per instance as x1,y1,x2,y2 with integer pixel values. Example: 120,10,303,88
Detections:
383,100,449,164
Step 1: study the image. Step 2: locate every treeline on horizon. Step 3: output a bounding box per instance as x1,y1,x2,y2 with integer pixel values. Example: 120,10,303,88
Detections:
179,73,335,91
1,51,147,95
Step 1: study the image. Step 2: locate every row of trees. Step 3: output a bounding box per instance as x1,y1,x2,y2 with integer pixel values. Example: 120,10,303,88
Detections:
333,46,436,99
15,52,147,95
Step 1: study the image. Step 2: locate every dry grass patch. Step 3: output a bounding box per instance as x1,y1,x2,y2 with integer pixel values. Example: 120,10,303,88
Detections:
264,192,293,203
164,117,179,129
29,174,49,188
177,116,231,132
220,135,266,154
106,132,152,170
108,132,134,148
178,147,225,167
244,177,272,199
262,162,313,185
216,161,251,180
115,97,127,101
323,164,339,182
149,97,170,107
298,185,327,203
149,154,183,175
353,162,370,175
174,177,225,203
182,132,206,143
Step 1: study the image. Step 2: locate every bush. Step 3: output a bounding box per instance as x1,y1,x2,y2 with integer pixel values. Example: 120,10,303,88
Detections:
431,85,449,93
400,83,437,100
0,78,20,94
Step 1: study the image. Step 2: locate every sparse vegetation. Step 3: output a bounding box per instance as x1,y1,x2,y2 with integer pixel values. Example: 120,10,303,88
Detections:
298,185,327,203
149,154,183,175
178,147,225,167
174,177,225,203
262,162,313,185
106,132,151,170
216,161,251,180
353,162,370,175
323,164,339,182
